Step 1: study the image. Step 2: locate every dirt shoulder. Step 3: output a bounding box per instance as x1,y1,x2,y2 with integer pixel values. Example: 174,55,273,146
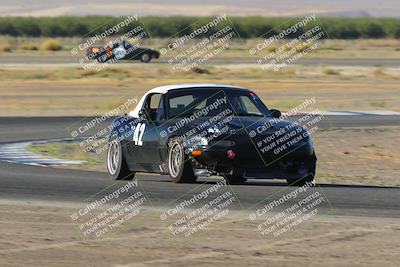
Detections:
315,126,400,187
0,201,399,267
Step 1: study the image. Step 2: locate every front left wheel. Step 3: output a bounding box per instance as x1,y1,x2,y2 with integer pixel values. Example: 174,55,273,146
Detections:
107,138,135,180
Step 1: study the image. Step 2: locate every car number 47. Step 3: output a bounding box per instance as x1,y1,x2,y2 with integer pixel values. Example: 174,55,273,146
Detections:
132,123,146,146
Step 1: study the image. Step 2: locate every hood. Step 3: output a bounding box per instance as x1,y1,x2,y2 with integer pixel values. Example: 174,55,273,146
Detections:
184,116,308,138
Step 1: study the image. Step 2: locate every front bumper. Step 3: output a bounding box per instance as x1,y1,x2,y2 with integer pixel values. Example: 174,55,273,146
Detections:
189,141,317,179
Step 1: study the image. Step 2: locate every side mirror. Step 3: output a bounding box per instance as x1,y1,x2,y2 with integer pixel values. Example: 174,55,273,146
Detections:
270,109,281,118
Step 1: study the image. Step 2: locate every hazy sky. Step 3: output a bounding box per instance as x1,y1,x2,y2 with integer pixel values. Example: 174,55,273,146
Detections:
0,0,399,17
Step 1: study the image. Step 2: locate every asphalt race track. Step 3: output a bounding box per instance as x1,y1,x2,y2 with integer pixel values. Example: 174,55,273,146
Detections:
0,116,399,218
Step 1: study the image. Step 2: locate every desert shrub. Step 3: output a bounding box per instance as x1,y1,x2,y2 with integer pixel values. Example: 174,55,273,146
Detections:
0,43,12,52
371,68,383,76
19,44,38,50
40,39,62,51
295,43,312,53
191,67,210,74
323,68,340,75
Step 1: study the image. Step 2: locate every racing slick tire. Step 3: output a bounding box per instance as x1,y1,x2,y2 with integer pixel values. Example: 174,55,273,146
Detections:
286,173,314,186
167,138,197,183
140,53,151,63
107,137,135,180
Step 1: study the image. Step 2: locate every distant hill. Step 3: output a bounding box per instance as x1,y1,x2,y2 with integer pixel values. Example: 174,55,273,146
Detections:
0,0,398,17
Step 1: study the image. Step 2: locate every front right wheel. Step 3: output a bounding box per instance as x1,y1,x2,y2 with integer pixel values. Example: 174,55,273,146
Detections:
167,138,197,183
140,53,151,63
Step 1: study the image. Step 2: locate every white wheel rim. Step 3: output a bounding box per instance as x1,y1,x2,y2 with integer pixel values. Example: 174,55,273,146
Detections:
142,54,150,61
169,144,182,177
107,140,120,175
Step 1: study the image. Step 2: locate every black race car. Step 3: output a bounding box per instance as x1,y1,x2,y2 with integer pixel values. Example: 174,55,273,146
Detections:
107,84,317,185
87,40,160,63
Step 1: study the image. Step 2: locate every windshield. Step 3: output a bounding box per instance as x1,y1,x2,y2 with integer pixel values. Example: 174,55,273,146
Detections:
167,88,271,119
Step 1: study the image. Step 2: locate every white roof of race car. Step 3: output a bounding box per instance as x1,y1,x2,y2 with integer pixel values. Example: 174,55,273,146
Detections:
147,83,245,93
129,84,247,117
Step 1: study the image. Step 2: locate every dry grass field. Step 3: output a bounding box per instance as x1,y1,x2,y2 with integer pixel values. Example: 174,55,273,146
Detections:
0,64,399,116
